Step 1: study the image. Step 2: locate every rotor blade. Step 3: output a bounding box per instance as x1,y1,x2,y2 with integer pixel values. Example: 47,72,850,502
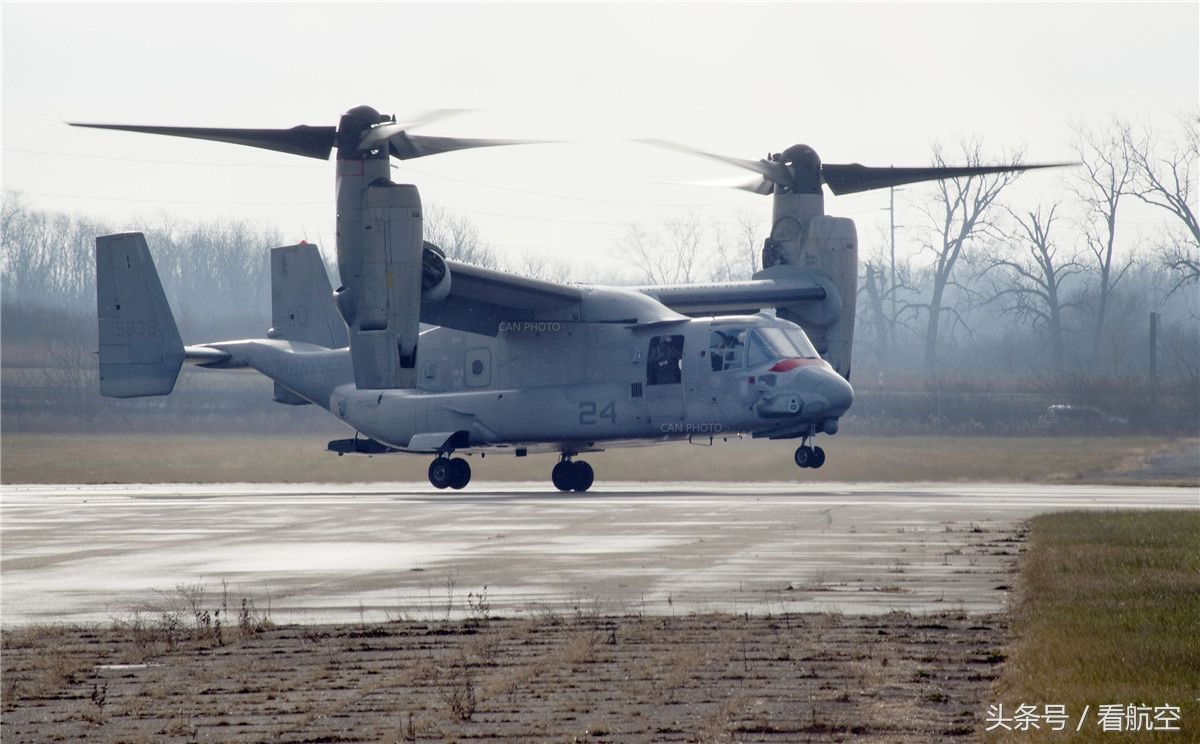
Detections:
396,108,475,131
387,133,550,160
357,109,477,150
821,162,1075,195
639,139,792,186
67,122,336,160
675,175,774,195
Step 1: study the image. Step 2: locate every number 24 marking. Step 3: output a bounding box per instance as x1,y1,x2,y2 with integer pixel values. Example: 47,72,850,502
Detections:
579,401,616,425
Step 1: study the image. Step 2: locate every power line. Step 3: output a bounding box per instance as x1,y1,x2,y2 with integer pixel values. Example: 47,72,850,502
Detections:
6,146,769,207
13,189,764,227
402,164,758,208
3,146,317,169
18,190,326,207
8,147,890,217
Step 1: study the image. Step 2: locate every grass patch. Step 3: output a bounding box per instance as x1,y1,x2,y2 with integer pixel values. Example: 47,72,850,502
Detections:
991,510,1200,741
1,433,1191,484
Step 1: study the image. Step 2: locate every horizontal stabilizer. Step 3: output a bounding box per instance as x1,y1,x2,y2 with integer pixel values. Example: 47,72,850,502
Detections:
96,233,184,397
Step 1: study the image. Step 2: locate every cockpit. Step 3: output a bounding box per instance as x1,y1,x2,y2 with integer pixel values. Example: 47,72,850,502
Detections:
710,318,820,371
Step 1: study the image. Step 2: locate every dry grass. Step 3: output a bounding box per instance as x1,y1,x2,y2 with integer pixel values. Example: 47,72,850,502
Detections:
3,432,1191,485
2,610,1005,743
989,510,1200,742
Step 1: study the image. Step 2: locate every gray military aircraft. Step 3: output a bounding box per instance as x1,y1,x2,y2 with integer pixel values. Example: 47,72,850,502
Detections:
76,106,1065,491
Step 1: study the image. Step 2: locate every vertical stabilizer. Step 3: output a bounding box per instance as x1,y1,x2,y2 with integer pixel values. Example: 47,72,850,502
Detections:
269,243,348,348
95,232,185,397
269,242,348,405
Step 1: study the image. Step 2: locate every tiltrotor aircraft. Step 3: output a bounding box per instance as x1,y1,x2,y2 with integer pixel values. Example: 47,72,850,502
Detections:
76,106,1063,491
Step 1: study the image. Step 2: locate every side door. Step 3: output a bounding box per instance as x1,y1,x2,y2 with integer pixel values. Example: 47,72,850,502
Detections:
644,333,685,424
707,325,750,420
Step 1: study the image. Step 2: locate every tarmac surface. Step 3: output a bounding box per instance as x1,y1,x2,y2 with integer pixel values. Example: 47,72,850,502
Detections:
2,481,1196,625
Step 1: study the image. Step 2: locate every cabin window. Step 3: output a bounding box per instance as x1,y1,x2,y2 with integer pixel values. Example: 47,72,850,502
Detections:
759,325,819,359
709,327,747,372
646,335,684,385
747,330,775,368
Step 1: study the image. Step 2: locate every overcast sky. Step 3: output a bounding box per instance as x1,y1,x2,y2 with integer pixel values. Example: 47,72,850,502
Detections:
3,2,1197,280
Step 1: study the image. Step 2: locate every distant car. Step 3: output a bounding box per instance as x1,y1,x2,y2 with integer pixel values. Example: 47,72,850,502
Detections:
1039,404,1130,430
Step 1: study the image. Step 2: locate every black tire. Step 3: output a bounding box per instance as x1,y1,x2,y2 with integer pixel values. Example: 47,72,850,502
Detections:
448,457,471,489
794,446,814,468
551,461,574,491
428,457,452,489
571,460,594,492
811,446,826,469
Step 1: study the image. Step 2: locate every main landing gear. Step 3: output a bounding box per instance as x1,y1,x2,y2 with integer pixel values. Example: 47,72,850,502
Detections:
794,441,826,469
551,455,594,492
428,456,471,489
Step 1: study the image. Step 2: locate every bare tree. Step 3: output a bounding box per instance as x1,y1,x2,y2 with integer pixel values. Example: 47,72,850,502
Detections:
710,211,761,282
1072,121,1137,364
858,261,892,369
981,203,1082,368
911,139,1025,371
424,205,501,270
1124,115,1199,295
618,212,706,285
515,250,570,282
857,223,916,372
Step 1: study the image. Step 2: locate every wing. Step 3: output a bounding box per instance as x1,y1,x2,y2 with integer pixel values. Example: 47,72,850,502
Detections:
421,260,584,335
634,278,826,317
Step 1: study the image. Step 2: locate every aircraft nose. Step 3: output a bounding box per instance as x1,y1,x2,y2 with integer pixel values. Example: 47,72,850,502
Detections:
818,369,854,417
784,366,853,421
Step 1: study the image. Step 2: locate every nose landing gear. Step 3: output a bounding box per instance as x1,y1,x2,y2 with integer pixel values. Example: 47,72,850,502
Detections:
428,456,471,489
794,443,826,469
551,455,594,492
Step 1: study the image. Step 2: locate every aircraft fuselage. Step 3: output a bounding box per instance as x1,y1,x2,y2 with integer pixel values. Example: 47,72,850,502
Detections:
210,312,852,456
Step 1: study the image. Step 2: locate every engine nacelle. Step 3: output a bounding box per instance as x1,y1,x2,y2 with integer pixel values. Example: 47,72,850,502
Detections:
421,242,452,303
755,203,857,380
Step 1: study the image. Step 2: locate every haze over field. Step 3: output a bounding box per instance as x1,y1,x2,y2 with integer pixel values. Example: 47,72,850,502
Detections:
3,3,1196,272
2,3,1197,441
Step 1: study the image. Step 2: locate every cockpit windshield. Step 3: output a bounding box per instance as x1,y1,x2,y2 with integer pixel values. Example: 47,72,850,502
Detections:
748,325,820,365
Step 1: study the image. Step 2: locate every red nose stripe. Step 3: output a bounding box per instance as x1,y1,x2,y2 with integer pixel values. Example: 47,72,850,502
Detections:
770,358,828,372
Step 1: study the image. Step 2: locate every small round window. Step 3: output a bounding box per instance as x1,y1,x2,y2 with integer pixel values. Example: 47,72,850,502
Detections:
471,359,485,376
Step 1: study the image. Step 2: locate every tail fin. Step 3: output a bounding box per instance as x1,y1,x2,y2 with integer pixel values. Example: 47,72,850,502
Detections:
268,243,347,406
96,232,184,397
268,243,348,348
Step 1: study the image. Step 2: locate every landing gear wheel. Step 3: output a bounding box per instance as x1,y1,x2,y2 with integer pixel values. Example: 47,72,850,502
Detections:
570,460,594,492
794,446,815,469
551,461,574,491
810,446,826,469
448,457,471,489
428,457,452,489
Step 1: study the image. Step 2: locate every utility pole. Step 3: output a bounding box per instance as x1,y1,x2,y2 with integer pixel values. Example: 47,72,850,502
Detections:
1149,311,1159,419
882,185,904,344
889,185,897,325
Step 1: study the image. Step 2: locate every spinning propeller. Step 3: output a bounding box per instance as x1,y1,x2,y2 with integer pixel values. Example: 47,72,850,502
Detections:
643,140,1073,196
69,105,540,162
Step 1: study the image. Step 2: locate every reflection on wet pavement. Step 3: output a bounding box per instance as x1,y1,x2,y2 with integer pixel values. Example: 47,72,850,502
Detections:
2,482,1194,624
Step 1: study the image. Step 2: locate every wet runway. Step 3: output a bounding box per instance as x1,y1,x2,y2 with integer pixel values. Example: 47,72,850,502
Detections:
2,482,1195,624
